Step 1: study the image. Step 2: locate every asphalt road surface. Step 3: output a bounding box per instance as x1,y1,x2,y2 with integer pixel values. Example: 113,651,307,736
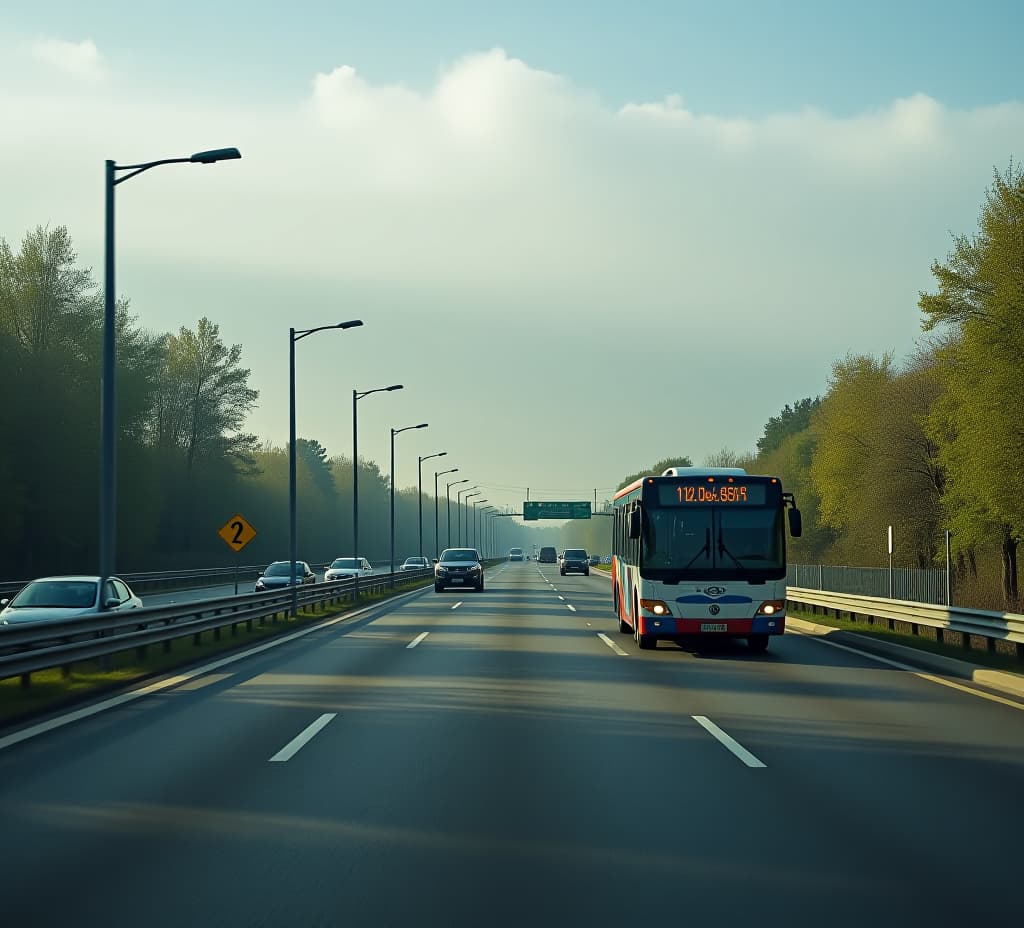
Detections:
1,560,1022,927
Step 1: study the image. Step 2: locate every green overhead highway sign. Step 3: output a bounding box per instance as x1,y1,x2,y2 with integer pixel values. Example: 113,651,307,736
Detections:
523,501,591,521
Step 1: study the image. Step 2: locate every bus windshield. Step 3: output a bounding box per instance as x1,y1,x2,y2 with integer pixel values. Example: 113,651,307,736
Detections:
641,506,784,579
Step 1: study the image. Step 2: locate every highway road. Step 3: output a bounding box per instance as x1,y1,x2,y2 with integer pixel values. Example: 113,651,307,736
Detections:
1,560,1022,926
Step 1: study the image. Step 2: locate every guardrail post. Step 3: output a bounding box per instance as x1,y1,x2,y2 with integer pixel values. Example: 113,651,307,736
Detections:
20,672,30,689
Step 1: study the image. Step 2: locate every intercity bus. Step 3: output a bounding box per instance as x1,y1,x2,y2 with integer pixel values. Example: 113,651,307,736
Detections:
611,467,802,652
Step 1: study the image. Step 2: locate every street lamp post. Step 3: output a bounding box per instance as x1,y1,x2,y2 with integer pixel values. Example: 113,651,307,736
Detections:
100,147,241,604
290,320,364,616
390,422,429,586
463,491,482,545
418,452,447,560
457,486,479,546
472,498,488,551
353,384,403,599
447,479,469,548
481,506,495,556
434,468,458,559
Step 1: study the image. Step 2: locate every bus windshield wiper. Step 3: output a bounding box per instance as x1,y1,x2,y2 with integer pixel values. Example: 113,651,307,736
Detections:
684,528,711,568
717,535,745,568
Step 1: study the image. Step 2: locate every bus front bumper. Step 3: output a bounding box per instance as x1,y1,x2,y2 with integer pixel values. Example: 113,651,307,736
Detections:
642,615,785,636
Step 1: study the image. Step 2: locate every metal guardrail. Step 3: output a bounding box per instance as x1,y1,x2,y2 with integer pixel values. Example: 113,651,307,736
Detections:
0,567,439,685
0,559,503,685
788,564,948,606
786,586,1024,659
0,559,417,600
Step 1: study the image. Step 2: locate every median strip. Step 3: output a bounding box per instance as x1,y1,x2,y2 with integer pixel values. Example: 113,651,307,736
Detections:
268,712,336,763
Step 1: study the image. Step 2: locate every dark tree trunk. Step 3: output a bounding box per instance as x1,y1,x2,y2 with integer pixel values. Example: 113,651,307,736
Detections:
1000,526,1018,609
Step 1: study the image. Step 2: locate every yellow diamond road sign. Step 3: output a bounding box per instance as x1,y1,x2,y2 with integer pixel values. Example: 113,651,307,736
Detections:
218,514,257,552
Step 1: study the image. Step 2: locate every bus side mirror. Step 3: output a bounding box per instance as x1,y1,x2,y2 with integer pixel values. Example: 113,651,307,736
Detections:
628,509,642,539
789,508,803,538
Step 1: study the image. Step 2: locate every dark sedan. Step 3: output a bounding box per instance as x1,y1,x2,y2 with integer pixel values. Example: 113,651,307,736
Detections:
255,561,316,592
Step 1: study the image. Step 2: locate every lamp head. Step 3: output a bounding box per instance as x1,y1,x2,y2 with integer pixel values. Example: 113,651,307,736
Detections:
190,147,242,164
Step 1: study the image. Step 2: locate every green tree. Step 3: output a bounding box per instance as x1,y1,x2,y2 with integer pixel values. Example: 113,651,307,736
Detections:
617,456,693,490
152,317,259,477
756,397,821,456
919,164,1024,605
810,354,943,568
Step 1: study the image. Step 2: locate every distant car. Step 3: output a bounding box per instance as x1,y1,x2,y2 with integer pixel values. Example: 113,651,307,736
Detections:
588,554,601,566
560,548,590,576
538,546,557,564
602,555,612,564
399,557,430,571
435,548,484,592
509,548,524,561
255,561,316,592
324,557,374,581
0,575,143,626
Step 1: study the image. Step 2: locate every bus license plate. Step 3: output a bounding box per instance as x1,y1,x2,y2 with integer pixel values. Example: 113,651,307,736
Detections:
700,623,728,632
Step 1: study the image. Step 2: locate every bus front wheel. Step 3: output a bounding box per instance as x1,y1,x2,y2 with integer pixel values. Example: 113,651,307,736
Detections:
747,634,769,653
635,612,656,650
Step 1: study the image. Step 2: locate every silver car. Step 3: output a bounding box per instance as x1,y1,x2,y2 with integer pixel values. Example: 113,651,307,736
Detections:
0,575,143,626
324,557,374,581
434,548,484,592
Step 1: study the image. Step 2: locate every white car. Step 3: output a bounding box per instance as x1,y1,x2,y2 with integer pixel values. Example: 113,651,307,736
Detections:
0,575,143,626
324,557,374,581
398,557,431,571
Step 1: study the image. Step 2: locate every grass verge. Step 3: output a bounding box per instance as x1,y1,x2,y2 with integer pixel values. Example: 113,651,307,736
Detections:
788,606,1024,675
0,577,432,728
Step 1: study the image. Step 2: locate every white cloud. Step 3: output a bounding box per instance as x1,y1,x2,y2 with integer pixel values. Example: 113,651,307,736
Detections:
0,46,1021,487
30,38,106,82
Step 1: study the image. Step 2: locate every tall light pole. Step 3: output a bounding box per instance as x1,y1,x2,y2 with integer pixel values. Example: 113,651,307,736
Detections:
390,422,428,585
353,383,403,598
457,486,479,546
447,478,469,548
418,451,447,560
100,147,240,604
481,506,496,557
472,498,488,551
463,491,482,545
290,320,364,616
434,467,458,558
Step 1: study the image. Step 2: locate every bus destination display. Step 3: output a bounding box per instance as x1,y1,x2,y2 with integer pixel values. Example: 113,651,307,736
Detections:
656,482,768,506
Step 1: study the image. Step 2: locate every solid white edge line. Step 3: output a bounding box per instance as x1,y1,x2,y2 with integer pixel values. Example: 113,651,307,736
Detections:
597,633,628,656
451,602,463,610
0,577,434,754
788,628,1024,712
407,631,429,649
692,715,766,768
269,712,336,763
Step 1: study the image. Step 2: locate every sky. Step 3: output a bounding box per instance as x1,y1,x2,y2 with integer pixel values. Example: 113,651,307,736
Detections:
2,1,1023,515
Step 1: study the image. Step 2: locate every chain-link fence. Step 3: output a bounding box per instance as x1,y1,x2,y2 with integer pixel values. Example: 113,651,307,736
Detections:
788,564,949,606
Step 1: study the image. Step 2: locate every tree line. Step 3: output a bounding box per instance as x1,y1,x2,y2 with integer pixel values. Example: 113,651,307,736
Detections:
0,226,530,579
587,165,1023,611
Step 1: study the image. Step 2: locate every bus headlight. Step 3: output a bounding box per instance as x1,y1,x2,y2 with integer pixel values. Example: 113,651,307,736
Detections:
757,600,785,616
640,599,670,616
